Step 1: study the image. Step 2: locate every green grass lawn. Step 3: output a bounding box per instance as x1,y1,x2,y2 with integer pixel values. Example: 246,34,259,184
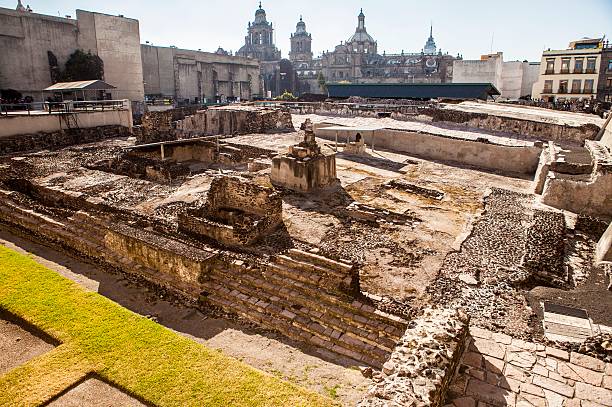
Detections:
0,245,333,406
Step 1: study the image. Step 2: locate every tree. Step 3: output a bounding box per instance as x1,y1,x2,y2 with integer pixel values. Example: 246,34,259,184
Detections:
276,91,297,101
317,72,327,91
61,50,104,82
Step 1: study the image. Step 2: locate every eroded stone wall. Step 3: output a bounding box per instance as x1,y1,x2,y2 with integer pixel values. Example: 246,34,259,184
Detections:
358,307,470,407
137,106,294,144
0,125,130,155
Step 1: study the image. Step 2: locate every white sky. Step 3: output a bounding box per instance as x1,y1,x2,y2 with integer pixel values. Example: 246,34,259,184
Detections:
2,0,611,61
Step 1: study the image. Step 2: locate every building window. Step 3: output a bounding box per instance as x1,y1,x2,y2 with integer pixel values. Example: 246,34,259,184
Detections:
571,79,582,93
560,58,570,74
545,59,555,74
558,80,568,93
574,58,584,74
586,58,597,74
543,80,553,93
606,77,612,89
584,79,594,93
608,59,612,71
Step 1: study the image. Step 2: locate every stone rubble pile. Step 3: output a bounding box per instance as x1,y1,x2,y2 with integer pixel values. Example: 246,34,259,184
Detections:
358,307,469,407
565,333,612,363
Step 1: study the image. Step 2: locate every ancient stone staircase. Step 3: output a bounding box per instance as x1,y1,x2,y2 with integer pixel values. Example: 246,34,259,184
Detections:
202,249,407,367
0,191,407,368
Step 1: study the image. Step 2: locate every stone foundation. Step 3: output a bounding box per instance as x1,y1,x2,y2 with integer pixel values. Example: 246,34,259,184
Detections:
178,175,283,246
137,105,294,144
270,119,339,192
0,125,130,155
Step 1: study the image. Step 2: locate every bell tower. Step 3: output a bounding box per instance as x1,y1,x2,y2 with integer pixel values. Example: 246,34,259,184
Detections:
289,15,313,63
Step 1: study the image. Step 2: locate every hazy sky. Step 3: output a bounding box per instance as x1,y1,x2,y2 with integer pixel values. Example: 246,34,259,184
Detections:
2,0,611,61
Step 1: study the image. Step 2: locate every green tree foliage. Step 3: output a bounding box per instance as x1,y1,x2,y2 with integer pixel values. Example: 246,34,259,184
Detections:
61,50,104,82
276,91,298,101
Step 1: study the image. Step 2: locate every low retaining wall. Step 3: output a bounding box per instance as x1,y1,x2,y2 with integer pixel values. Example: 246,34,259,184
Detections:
0,125,131,156
358,307,469,406
286,102,424,120
0,108,132,139
315,126,542,175
104,225,218,293
421,108,600,145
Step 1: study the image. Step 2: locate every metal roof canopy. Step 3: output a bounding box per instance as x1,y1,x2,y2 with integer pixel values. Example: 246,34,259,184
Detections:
43,80,116,92
326,83,500,100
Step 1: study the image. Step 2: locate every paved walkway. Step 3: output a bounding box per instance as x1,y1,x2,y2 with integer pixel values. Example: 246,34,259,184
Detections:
448,327,611,407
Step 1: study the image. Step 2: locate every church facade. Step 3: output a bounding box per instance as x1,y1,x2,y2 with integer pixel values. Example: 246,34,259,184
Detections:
292,10,461,95
237,5,461,97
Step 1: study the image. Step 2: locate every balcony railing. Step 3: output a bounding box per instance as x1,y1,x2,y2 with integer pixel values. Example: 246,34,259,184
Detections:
573,69,584,74
544,69,555,75
558,88,569,94
560,69,570,74
542,89,553,94
585,68,596,74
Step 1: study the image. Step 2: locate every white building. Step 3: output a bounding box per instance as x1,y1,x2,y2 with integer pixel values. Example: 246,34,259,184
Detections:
452,52,540,100
531,38,604,102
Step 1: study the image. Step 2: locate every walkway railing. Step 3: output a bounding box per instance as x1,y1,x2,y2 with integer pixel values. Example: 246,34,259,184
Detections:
0,99,129,116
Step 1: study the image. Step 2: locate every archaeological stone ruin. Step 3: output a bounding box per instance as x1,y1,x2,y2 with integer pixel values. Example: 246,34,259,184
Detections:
0,99,611,406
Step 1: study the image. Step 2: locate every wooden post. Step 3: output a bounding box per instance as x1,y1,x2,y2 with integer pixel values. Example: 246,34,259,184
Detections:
161,144,165,160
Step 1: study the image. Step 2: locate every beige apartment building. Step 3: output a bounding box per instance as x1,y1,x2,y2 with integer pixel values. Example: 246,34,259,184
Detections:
532,38,604,101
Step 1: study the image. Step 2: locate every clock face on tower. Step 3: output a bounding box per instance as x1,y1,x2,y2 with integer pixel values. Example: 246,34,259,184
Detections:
425,57,437,68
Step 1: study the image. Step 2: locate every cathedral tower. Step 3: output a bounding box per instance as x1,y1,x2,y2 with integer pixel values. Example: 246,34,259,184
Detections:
289,16,313,63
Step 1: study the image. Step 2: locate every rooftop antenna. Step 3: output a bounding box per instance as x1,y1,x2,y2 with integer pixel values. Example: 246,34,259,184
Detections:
490,32,495,53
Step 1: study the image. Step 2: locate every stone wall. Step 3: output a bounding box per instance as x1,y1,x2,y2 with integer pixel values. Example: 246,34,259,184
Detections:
271,153,338,191
137,106,294,144
141,44,261,102
420,108,600,145
286,101,428,122
358,307,470,407
0,107,133,139
178,176,283,246
104,225,218,294
315,126,542,176
0,188,407,368
0,125,130,155
540,141,612,219
0,7,144,101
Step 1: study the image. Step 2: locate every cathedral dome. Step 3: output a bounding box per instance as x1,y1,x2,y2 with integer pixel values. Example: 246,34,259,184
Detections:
347,31,375,44
347,9,375,44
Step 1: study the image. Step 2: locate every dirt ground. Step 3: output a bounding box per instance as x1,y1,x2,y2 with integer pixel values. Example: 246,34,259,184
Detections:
0,227,370,406
0,316,55,375
47,378,145,407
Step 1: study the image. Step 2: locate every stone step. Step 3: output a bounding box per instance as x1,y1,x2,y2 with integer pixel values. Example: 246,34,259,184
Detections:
273,255,352,286
287,249,353,274
209,269,398,353
264,263,407,333
205,281,387,367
